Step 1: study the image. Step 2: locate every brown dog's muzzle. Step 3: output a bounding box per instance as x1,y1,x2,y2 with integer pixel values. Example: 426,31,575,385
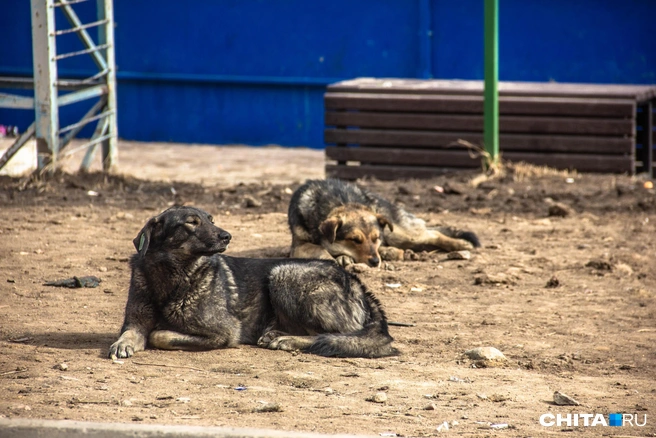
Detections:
367,255,380,268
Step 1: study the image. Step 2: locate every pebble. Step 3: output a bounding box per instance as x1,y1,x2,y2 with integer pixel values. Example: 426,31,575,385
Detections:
253,402,282,413
436,421,449,432
55,363,68,371
367,392,387,403
243,195,262,208
446,250,471,261
586,259,612,271
553,391,580,406
348,264,367,274
116,212,134,220
548,202,572,217
464,347,507,361
490,423,509,429
545,275,560,288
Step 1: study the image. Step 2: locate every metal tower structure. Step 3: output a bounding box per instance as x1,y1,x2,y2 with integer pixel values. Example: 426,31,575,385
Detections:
0,0,118,173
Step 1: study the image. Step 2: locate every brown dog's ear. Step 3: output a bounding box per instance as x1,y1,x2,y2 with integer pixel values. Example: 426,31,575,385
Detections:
319,217,342,244
376,214,394,232
133,217,159,257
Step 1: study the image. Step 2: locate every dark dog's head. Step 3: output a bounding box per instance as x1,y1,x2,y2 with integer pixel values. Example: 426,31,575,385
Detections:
133,206,231,258
319,204,392,268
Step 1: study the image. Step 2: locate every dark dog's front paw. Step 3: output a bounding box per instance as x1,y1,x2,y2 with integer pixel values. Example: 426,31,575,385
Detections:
108,330,146,359
257,330,287,348
108,340,135,359
258,331,313,352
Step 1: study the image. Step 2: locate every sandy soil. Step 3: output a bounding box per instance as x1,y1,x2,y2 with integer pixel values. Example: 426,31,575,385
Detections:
0,141,655,437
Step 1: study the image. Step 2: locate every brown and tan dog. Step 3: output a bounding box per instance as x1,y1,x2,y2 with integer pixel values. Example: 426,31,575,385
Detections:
288,179,480,267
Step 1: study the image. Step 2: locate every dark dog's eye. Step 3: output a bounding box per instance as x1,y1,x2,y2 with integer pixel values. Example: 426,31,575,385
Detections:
185,216,201,226
349,237,363,244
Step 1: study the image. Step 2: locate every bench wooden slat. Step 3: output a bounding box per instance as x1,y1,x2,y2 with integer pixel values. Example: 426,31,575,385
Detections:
325,111,633,136
325,93,636,118
325,128,634,154
502,152,634,173
328,79,656,102
326,149,634,179
326,146,481,167
326,147,633,173
326,164,461,180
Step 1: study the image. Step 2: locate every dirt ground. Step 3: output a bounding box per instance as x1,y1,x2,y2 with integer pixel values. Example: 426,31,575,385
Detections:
0,141,655,437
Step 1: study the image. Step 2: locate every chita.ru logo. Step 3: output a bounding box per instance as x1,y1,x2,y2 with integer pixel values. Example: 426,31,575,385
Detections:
540,413,647,427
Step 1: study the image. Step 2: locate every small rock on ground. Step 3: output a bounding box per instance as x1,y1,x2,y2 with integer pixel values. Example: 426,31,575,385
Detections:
367,392,387,403
553,391,580,406
465,347,507,361
548,202,573,217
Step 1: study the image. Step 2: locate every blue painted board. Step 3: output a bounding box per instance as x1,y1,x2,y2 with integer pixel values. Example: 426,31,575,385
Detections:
0,0,654,149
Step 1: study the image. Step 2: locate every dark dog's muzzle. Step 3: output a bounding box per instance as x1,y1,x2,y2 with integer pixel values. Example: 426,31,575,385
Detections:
219,230,231,244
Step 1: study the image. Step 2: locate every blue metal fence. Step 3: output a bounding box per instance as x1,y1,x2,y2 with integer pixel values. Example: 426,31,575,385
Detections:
1,0,654,148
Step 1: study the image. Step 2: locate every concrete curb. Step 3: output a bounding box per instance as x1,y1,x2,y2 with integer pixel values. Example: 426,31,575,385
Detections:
0,418,375,438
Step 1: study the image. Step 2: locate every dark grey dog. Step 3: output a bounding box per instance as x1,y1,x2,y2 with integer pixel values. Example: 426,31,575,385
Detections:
108,206,398,359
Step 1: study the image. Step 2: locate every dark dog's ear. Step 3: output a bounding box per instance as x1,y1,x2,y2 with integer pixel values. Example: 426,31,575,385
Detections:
376,214,394,232
133,217,159,257
319,217,342,244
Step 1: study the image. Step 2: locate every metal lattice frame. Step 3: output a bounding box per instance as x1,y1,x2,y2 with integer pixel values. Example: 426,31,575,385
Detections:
0,0,118,173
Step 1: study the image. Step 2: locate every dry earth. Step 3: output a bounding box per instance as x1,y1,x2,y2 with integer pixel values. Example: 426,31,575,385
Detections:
0,141,655,437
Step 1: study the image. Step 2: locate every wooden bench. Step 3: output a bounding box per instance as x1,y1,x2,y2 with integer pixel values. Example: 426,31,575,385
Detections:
324,78,656,180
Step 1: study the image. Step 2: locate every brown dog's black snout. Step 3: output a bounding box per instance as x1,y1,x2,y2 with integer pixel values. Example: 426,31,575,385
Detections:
219,230,232,244
368,256,380,267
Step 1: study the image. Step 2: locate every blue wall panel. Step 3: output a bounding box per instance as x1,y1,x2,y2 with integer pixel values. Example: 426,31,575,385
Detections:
1,1,654,149
433,0,656,83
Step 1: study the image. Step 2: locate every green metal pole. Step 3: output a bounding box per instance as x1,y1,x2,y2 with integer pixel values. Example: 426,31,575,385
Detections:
484,0,499,167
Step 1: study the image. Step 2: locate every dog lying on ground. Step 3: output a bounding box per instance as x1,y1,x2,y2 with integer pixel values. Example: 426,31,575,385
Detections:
108,205,398,359
288,179,480,268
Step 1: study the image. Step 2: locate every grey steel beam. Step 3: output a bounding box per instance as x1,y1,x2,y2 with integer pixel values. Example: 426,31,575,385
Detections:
97,0,118,172
59,96,107,152
0,122,36,172
59,4,108,70
57,84,107,107
31,0,60,170
0,85,106,110
80,115,109,171
0,93,34,109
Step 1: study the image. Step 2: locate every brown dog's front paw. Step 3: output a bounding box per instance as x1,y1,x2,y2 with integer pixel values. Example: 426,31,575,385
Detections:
379,247,405,262
450,240,474,251
335,255,356,267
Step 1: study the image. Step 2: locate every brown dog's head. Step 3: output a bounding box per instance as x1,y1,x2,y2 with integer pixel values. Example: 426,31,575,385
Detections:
133,206,231,258
319,204,392,268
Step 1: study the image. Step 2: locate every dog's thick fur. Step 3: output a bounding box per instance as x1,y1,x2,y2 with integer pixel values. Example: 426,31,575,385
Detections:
288,179,480,267
108,206,398,359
